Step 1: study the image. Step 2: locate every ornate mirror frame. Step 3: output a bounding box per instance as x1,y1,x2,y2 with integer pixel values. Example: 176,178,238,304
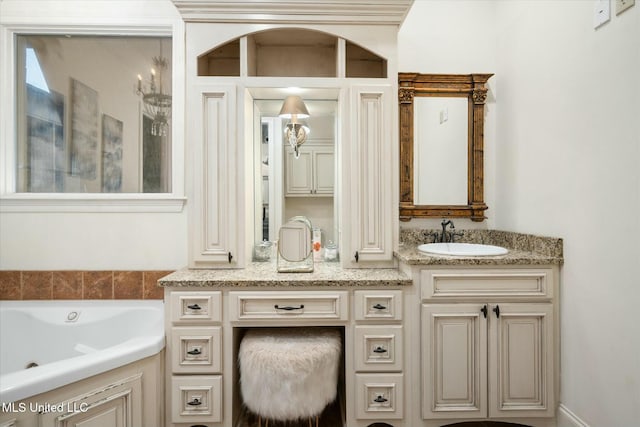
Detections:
399,73,493,222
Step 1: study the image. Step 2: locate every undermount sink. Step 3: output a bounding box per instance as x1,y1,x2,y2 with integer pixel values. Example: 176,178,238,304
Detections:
417,242,509,257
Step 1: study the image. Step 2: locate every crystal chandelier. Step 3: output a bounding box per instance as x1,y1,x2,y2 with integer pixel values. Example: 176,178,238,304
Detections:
136,42,171,136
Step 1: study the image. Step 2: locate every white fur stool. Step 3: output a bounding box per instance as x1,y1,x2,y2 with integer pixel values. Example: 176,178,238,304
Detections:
239,328,341,427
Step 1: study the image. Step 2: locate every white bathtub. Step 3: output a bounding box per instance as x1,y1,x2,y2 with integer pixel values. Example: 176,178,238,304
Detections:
0,300,165,404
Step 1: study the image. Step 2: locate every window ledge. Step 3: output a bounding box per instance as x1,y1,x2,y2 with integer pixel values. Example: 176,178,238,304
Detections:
0,194,187,213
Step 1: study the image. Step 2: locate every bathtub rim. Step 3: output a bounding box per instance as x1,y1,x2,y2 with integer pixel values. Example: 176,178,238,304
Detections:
0,299,165,404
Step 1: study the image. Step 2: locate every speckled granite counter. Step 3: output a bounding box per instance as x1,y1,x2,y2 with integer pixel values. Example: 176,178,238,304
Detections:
396,229,563,266
159,261,412,288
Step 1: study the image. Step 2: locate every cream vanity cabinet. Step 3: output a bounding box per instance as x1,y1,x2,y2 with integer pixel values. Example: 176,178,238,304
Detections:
285,144,334,196
419,266,558,425
353,290,405,422
167,291,224,425
187,83,240,269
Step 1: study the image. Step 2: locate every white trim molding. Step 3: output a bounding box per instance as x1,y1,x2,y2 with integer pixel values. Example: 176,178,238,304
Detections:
0,195,186,213
558,404,591,427
171,0,414,25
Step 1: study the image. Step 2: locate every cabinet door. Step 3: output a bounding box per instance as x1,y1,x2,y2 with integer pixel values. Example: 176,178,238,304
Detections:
188,84,239,268
488,303,554,418
422,304,487,420
313,148,334,194
285,149,313,195
345,85,395,265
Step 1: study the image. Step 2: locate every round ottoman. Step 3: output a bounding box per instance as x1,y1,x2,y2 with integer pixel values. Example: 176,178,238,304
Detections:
239,328,341,425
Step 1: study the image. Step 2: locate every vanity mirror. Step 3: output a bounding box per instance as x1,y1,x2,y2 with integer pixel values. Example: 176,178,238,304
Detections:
253,93,337,253
398,73,493,221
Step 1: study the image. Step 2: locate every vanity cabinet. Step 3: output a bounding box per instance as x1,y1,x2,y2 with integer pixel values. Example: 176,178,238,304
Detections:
187,83,241,268
419,267,557,423
167,291,224,425
285,144,334,196
353,290,404,421
344,85,396,266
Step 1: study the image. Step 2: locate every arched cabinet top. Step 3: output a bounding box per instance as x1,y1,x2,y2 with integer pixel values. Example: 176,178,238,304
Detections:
197,28,388,78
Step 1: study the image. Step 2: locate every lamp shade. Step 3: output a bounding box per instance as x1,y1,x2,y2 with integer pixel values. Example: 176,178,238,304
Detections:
278,95,310,119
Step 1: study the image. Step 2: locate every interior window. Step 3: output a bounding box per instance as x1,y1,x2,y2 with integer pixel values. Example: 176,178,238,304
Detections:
15,35,172,193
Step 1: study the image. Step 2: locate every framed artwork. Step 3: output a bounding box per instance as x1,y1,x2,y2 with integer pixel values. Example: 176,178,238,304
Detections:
101,114,123,192
70,78,98,180
26,86,64,192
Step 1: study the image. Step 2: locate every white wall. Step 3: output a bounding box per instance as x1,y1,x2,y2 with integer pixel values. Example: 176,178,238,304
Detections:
398,0,498,230
0,0,187,270
493,2,640,426
400,1,640,425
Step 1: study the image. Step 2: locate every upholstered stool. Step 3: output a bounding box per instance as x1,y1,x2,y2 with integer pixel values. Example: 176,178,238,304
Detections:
239,328,341,427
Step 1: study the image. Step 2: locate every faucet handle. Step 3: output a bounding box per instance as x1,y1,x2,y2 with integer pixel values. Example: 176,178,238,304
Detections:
451,229,464,243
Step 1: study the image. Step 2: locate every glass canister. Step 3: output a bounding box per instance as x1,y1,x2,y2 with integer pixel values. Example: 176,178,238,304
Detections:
324,240,339,262
253,240,273,262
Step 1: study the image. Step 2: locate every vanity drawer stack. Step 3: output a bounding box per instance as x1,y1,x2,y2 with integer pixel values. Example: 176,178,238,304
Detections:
168,291,223,426
353,290,404,421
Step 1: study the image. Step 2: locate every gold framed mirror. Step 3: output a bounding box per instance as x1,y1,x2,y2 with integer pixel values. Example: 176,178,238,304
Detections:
398,73,493,222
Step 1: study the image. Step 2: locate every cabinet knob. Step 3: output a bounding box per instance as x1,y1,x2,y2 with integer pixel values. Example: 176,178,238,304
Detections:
187,348,202,355
481,305,488,318
493,305,500,318
372,303,387,310
187,303,201,310
373,346,387,354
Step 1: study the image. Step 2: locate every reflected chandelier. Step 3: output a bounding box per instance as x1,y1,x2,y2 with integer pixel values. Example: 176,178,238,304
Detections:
136,42,171,136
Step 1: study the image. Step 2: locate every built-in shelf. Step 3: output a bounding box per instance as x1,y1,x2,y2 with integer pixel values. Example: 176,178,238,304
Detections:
197,28,387,78
346,41,387,78
198,39,240,76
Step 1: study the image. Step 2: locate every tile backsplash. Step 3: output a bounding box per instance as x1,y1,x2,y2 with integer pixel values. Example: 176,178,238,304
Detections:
0,270,172,300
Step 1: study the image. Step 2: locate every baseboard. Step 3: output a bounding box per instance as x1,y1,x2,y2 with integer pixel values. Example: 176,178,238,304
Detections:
558,404,590,427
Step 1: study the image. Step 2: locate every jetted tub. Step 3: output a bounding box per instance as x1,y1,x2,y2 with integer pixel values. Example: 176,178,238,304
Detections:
0,300,164,403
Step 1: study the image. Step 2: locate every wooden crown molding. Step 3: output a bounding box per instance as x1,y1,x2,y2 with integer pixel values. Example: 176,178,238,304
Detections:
171,0,414,25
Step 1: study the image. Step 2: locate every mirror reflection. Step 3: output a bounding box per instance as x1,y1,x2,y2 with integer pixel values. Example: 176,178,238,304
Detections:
414,96,468,205
254,95,337,256
15,35,172,193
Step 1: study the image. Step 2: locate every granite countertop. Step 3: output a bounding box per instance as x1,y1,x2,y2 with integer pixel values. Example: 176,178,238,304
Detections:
159,261,412,288
396,229,564,266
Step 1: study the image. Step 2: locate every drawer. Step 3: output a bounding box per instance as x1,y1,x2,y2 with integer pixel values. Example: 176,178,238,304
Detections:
354,290,403,321
171,326,222,373
355,373,404,420
354,325,403,372
229,291,348,322
171,375,222,423
421,268,554,301
170,291,222,323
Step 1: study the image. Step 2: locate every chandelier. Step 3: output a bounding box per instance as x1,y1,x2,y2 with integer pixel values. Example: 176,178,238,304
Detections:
136,42,171,136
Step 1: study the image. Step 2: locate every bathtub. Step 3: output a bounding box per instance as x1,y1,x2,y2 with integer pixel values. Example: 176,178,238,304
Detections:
0,300,164,404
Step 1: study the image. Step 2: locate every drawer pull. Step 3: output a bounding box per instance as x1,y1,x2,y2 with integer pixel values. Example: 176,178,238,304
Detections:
373,395,388,403
187,304,202,310
187,398,202,406
372,303,387,310
373,346,387,354
274,304,304,311
187,348,202,355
